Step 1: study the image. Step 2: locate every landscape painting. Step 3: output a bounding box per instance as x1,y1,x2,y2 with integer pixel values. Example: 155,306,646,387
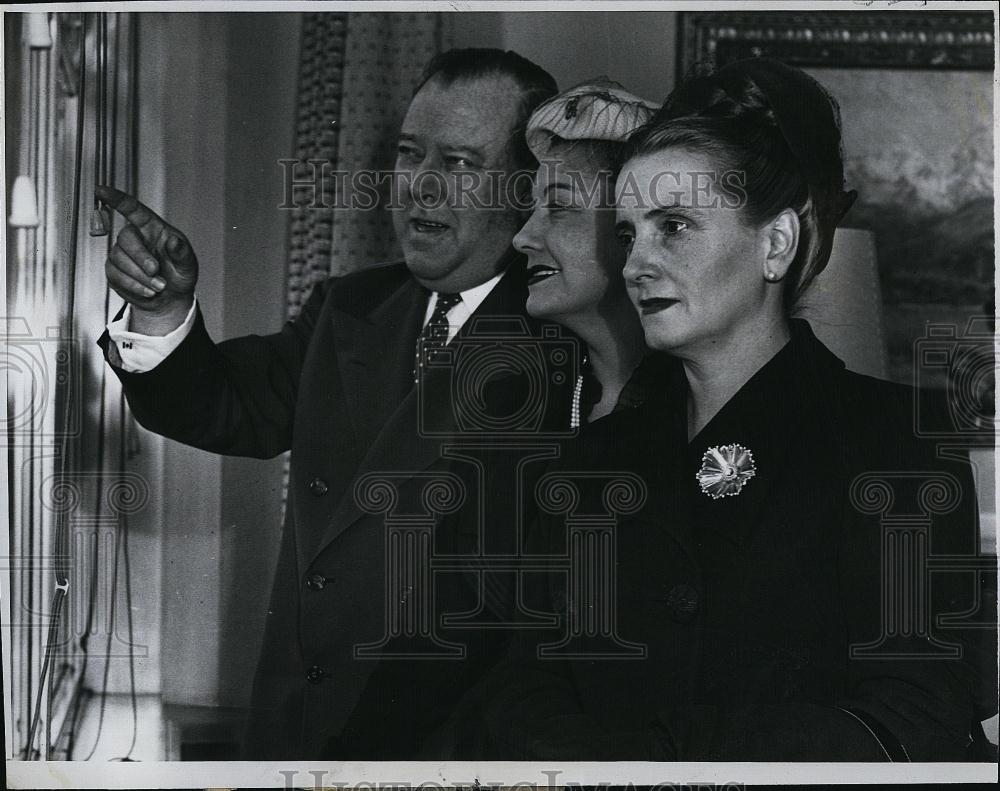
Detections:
811,65,993,387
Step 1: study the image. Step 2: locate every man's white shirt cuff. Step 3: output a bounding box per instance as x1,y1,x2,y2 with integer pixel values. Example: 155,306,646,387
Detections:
107,297,198,373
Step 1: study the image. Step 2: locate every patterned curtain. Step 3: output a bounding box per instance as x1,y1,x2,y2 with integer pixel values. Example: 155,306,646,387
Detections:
286,13,347,318
280,13,452,515
287,12,453,318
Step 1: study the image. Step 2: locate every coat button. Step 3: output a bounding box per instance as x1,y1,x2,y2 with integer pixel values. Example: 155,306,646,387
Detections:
309,477,329,496
304,573,328,591
666,583,699,624
305,665,325,685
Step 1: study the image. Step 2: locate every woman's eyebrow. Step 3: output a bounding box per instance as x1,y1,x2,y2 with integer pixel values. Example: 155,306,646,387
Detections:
643,205,704,219
541,181,573,197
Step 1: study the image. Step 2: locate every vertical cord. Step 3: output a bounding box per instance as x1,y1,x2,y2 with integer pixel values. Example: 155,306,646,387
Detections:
19,40,43,761
113,12,140,761
70,12,108,759
22,45,39,759
21,13,68,758
5,21,23,724
40,21,54,757
95,13,104,202
117,15,143,757
41,22,52,298
60,11,89,761
81,12,116,759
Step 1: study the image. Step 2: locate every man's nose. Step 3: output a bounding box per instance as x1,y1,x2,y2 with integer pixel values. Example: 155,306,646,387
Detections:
406,156,447,208
513,211,542,255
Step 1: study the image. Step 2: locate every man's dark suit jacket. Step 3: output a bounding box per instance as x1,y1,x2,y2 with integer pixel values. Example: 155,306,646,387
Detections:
484,320,996,761
98,258,574,759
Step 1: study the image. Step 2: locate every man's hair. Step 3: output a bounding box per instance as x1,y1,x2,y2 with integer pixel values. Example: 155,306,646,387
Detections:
415,48,558,175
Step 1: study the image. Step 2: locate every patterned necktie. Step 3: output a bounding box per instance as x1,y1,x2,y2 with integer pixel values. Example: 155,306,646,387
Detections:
414,291,462,381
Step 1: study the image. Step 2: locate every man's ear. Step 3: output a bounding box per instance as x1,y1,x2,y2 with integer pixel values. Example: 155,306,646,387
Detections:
762,208,799,282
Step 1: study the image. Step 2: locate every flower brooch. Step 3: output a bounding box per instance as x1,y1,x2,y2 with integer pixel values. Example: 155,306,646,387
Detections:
696,443,756,499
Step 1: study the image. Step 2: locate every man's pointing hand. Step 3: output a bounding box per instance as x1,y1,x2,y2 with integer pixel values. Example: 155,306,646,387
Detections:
97,185,198,335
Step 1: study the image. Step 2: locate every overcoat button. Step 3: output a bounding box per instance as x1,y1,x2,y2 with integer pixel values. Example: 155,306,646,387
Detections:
305,573,327,591
306,665,325,685
666,583,699,624
309,477,329,496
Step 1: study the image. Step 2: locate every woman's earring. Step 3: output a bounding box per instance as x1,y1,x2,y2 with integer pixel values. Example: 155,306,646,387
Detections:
764,270,779,281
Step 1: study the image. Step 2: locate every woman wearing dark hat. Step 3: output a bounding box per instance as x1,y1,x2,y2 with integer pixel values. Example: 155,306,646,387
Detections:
485,59,994,761
516,80,663,425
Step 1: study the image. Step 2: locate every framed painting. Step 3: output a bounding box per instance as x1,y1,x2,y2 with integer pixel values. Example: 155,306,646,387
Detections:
677,11,995,392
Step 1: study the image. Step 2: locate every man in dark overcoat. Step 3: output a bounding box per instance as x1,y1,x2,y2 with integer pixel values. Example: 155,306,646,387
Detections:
96,49,572,759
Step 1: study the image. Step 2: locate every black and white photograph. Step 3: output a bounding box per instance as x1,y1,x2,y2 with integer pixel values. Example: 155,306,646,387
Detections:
2,2,998,789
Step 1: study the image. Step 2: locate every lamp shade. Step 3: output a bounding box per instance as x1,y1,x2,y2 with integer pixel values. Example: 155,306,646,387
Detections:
794,228,887,380
8,175,40,228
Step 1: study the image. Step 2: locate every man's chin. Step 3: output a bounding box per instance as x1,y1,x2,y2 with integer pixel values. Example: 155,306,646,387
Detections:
404,251,457,283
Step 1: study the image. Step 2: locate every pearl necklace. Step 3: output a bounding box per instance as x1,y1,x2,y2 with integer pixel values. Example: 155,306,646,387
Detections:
570,353,589,429
570,373,583,429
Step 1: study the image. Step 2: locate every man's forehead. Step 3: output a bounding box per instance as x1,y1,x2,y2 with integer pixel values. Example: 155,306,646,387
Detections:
402,74,521,145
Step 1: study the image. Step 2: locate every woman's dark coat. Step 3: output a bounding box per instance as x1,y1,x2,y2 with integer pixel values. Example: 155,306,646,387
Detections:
485,320,996,761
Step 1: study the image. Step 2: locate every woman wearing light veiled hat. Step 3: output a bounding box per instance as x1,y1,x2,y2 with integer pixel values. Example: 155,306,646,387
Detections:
515,80,668,426
484,58,994,762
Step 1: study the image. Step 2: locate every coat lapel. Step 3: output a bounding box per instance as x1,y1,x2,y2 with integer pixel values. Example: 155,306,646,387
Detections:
311,262,531,564
637,366,700,589
688,320,849,549
294,271,426,570
332,272,426,456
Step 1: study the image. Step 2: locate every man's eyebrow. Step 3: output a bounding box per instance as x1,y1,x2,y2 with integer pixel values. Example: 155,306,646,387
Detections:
441,143,487,159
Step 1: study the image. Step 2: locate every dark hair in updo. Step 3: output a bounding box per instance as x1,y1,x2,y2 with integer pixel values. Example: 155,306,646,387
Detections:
622,60,853,314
